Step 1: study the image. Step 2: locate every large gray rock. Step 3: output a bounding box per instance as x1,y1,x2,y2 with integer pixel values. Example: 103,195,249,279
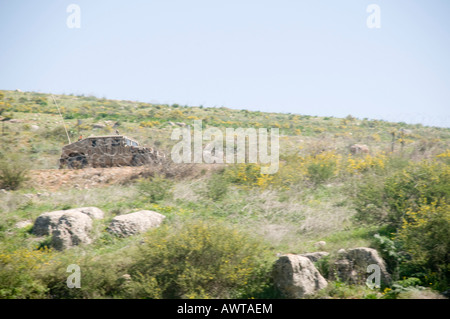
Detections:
32,207,104,236
300,252,329,263
331,247,391,285
51,211,93,250
350,144,369,154
32,210,66,236
66,207,105,220
107,210,165,237
273,254,328,298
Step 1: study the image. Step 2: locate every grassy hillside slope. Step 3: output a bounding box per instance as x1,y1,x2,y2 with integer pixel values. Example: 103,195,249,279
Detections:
0,89,448,299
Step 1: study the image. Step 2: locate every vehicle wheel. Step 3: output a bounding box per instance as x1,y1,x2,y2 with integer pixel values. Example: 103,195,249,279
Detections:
131,155,143,166
68,155,87,169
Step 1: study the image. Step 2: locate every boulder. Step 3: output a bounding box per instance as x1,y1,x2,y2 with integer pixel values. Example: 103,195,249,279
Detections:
314,241,326,249
32,210,66,236
66,207,105,220
107,210,165,237
15,220,33,229
273,254,328,298
300,251,329,263
330,247,391,285
350,144,369,154
51,211,93,250
32,207,104,236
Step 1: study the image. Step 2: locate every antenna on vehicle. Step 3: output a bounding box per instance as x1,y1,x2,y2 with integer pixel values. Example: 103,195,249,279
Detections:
51,95,71,144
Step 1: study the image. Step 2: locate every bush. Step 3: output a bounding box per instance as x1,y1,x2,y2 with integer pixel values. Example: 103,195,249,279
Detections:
0,154,30,190
346,152,387,175
225,163,262,186
354,159,450,290
43,253,131,299
137,175,174,203
0,248,53,298
396,201,450,290
224,163,274,189
125,221,274,298
381,278,443,299
352,174,387,225
371,233,406,279
299,151,340,186
204,172,228,201
383,161,449,227
40,125,74,143
354,160,450,227
306,159,336,185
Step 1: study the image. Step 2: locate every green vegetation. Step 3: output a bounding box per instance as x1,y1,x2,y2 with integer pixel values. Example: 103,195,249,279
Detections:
126,221,274,298
0,89,449,299
0,154,30,190
137,175,174,203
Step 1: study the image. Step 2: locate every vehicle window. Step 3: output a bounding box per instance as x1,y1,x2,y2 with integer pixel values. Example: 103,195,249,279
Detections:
112,139,120,147
125,139,131,146
91,140,97,147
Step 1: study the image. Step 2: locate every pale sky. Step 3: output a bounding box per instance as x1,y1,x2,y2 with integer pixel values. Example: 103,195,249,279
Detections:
1,0,449,127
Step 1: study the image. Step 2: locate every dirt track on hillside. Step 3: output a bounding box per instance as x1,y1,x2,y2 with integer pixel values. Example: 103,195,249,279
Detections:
28,166,150,191
28,163,223,191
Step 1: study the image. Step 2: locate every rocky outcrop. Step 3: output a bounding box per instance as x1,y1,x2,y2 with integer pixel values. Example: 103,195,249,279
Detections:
273,254,328,298
69,207,105,220
32,207,104,236
51,211,93,250
32,207,105,250
350,144,369,154
32,211,66,236
330,247,391,285
300,251,329,263
107,210,165,237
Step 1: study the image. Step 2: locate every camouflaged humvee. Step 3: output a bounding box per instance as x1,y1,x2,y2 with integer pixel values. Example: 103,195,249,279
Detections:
59,135,164,169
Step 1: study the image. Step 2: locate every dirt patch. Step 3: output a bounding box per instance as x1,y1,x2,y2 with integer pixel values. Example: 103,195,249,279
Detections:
28,166,149,191
28,163,225,191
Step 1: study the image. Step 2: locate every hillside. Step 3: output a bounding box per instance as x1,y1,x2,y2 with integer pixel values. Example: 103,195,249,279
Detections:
0,89,449,299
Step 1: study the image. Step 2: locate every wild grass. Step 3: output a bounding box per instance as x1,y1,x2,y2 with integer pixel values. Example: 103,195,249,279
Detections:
1,89,449,299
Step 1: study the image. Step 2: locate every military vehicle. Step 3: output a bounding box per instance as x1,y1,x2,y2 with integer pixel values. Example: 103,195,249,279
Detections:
59,135,164,169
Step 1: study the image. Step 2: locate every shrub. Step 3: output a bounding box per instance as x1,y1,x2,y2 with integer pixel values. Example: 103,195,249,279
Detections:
137,175,174,203
396,201,450,290
43,251,133,299
354,160,450,227
436,149,450,165
383,160,449,227
314,280,380,299
371,233,406,278
0,154,30,190
381,278,444,299
125,221,274,298
40,125,74,143
224,163,274,189
225,163,262,186
204,172,228,201
0,248,53,298
352,174,387,225
346,152,387,175
306,158,337,185
301,151,340,186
